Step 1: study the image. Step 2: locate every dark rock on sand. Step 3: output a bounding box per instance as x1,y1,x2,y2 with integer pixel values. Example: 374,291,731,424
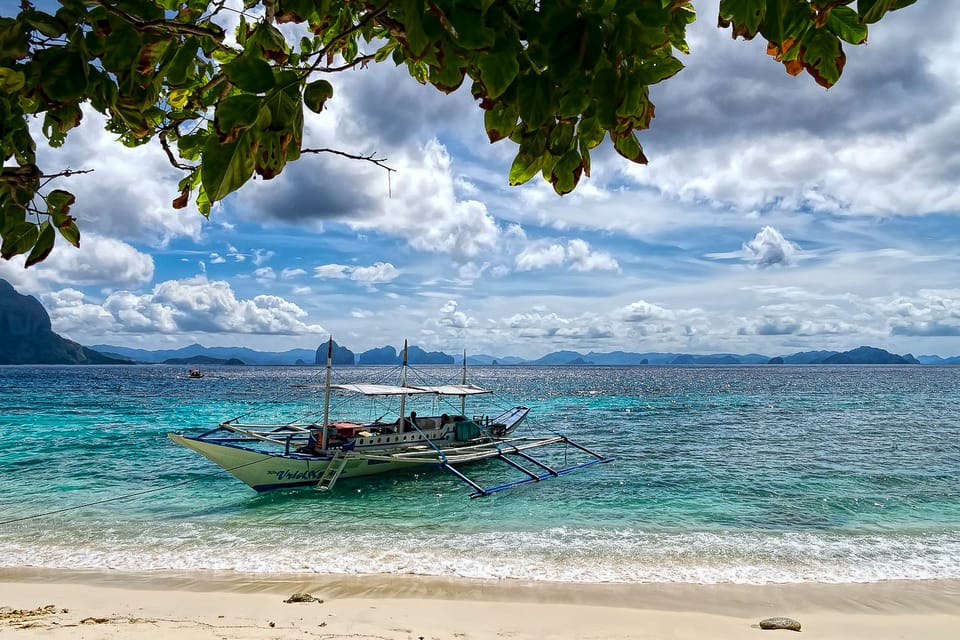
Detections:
759,616,802,631
284,592,322,603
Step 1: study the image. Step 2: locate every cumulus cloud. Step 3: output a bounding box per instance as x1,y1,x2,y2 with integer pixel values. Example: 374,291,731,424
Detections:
743,226,800,268
313,261,399,286
45,277,325,340
515,243,566,271
33,107,204,247
254,267,276,283
515,239,619,272
438,300,474,329
356,141,502,259
881,290,960,337
4,234,154,288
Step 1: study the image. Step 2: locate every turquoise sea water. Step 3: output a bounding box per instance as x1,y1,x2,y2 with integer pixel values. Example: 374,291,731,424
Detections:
1,364,958,584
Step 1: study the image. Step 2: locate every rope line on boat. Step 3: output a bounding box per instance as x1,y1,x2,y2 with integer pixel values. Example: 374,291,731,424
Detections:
0,457,272,526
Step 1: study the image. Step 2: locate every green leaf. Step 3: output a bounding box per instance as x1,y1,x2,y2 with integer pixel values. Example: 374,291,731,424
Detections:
0,68,25,94
303,79,333,113
718,0,767,39
25,220,55,267
827,6,868,45
577,115,605,149
249,22,289,63
612,131,648,164
0,220,38,259
201,131,256,203
478,46,519,99
799,27,845,88
35,47,88,102
549,149,583,195
760,0,811,48
177,132,207,161
224,55,275,93
47,189,76,228
57,219,80,248
517,73,552,128
636,52,684,86
592,66,618,128
857,0,918,24
548,121,575,156
402,0,431,59
165,36,199,86
483,101,518,143
24,10,66,38
215,94,262,142
508,152,543,186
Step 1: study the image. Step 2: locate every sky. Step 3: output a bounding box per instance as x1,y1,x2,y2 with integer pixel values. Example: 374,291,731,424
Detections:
2,1,959,359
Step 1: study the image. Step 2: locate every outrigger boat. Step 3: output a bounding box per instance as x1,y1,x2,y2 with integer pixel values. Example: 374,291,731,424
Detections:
168,341,612,497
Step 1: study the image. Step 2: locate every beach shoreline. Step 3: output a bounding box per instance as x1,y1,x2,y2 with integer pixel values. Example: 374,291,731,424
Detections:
3,568,959,639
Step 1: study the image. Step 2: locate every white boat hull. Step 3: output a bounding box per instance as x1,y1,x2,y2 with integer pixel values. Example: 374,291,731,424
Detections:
168,433,433,491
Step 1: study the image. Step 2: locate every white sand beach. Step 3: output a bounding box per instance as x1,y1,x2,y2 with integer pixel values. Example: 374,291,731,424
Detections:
2,569,959,639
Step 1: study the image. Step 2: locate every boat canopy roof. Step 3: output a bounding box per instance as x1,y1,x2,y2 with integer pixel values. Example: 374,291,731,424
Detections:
331,383,490,396
413,384,491,396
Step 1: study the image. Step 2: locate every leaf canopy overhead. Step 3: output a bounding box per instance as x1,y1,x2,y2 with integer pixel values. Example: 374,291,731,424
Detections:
0,0,917,265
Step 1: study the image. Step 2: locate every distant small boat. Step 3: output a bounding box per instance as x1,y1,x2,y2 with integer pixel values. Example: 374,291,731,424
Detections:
188,368,204,378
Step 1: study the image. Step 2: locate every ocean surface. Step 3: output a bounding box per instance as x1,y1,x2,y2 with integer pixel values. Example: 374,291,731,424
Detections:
1,364,958,585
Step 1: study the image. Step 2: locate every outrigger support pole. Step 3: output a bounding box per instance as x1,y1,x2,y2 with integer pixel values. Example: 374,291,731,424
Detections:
436,436,614,498
496,453,540,480
559,437,606,459
440,463,487,496
509,450,559,476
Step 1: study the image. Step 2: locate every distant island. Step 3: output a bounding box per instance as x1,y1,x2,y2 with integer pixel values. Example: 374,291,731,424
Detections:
2,278,958,366
76,343,956,368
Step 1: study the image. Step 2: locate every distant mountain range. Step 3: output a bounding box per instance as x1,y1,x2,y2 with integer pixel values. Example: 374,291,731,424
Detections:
88,342,939,366
2,278,958,366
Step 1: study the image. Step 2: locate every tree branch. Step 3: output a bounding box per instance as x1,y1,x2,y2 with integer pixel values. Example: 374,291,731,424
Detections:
317,53,377,72
159,131,197,172
311,4,391,69
92,0,226,42
300,148,395,173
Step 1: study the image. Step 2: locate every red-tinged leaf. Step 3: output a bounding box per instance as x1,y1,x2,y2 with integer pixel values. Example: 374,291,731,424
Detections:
47,189,76,228
483,101,518,143
718,0,766,40
612,131,648,164
58,220,80,248
799,28,846,88
172,187,190,209
549,149,583,195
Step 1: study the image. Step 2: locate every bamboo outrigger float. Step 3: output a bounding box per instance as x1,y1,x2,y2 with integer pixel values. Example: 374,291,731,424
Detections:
168,340,612,497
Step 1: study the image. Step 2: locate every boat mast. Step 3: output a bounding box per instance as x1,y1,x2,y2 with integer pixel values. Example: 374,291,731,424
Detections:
398,339,408,433
320,337,333,450
461,349,467,416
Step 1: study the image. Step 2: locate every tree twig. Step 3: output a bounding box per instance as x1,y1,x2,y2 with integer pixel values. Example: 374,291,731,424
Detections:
317,53,377,72
300,147,395,173
159,131,197,172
